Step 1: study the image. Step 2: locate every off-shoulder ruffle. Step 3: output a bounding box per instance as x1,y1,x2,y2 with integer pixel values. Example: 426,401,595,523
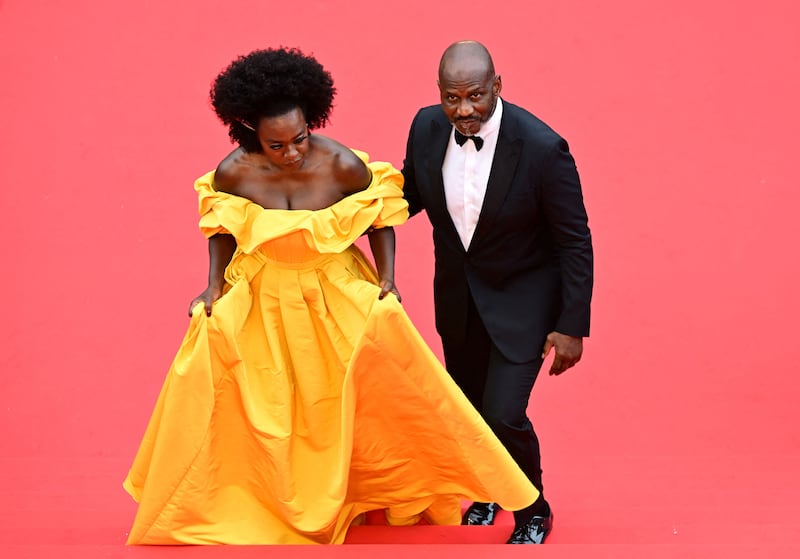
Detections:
195,150,408,255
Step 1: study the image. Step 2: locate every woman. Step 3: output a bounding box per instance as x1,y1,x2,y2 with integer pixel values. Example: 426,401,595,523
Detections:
123,47,538,545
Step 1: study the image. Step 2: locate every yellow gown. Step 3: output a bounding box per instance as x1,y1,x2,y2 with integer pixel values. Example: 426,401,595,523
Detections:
123,152,539,544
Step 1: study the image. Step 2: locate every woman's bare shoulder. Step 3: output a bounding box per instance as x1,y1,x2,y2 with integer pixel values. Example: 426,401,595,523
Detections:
213,149,249,194
312,135,370,193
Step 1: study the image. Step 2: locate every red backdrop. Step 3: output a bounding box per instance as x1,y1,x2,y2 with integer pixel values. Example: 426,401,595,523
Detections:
1,0,799,556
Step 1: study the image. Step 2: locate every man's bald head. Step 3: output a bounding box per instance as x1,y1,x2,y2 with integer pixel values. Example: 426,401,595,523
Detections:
438,41,495,83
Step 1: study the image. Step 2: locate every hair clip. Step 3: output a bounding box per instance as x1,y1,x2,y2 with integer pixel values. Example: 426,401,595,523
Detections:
237,119,256,132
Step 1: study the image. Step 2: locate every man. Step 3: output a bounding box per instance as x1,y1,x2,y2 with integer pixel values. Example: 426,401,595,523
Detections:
401,41,593,544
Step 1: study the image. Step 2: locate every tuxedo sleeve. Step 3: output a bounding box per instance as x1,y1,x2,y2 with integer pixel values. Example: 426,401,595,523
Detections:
540,138,594,337
401,111,425,217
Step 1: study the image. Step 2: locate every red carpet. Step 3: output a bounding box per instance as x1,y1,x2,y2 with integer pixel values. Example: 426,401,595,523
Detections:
2,0,799,557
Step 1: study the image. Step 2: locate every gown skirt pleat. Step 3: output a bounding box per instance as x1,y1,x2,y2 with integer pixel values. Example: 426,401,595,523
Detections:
123,152,539,544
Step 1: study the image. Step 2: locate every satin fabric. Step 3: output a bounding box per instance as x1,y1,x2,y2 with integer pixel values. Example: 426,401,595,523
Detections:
123,151,538,544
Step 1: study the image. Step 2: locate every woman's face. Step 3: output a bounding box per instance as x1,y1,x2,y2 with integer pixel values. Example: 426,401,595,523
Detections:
256,107,310,170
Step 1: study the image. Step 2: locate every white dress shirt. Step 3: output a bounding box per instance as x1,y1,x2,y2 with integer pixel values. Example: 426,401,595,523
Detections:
442,98,504,250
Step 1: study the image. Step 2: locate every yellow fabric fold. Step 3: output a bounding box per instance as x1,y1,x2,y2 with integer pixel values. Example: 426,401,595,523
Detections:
196,150,407,254
123,151,538,544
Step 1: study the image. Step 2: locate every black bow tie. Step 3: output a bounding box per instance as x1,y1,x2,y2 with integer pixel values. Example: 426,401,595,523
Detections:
454,129,484,151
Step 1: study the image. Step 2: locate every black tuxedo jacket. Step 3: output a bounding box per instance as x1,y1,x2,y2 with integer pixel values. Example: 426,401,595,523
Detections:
401,100,593,363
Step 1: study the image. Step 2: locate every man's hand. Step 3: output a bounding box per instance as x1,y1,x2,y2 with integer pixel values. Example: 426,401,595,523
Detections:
541,332,583,376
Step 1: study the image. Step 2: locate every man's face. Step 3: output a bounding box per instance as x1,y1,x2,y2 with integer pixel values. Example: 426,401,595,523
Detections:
438,66,501,136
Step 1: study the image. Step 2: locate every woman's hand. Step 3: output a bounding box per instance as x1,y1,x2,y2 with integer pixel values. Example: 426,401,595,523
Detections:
188,285,223,317
378,278,402,302
368,227,400,302
189,234,237,317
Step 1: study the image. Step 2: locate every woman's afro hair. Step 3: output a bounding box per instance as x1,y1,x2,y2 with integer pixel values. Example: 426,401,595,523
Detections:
210,47,336,152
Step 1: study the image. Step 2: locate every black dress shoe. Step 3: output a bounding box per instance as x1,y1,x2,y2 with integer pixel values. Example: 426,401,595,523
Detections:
461,502,501,525
506,511,553,544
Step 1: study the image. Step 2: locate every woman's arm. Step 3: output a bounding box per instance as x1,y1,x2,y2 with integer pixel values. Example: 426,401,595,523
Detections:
188,233,237,316
368,226,400,301
328,143,400,300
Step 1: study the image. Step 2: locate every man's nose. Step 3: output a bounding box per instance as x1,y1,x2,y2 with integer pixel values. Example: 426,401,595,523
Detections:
457,99,473,117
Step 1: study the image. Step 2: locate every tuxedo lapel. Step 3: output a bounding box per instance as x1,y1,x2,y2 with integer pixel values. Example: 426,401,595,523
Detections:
470,113,521,247
423,114,462,244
